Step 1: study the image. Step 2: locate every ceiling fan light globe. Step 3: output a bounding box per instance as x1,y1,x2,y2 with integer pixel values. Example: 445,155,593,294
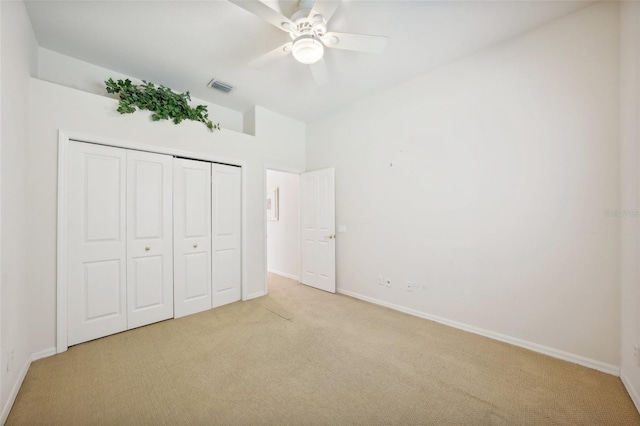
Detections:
292,36,324,64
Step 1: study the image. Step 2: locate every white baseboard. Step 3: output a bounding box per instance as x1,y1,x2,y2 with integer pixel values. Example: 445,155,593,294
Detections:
267,269,299,281
621,374,640,413
245,291,266,301
1,357,31,425
0,347,58,424
337,288,620,376
31,347,56,362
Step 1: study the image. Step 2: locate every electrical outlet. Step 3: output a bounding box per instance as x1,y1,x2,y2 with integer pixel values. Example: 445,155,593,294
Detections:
635,344,640,367
385,278,392,287
378,275,384,286
406,281,413,292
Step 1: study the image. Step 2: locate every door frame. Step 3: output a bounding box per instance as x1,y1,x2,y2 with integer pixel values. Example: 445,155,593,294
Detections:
263,165,304,295
57,130,247,353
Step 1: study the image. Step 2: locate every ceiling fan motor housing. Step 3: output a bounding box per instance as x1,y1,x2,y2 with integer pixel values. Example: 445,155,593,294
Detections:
287,10,327,39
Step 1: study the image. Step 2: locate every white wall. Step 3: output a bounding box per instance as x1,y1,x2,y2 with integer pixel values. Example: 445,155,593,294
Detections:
306,2,621,369
28,79,305,355
266,170,300,280
620,0,640,410
37,48,245,133
0,0,38,420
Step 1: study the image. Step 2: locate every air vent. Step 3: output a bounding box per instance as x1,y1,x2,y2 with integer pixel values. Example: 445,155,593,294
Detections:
207,79,234,94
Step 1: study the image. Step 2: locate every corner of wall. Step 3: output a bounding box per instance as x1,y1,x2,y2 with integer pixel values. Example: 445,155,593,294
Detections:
619,0,640,413
243,107,256,136
254,105,306,172
1,0,40,419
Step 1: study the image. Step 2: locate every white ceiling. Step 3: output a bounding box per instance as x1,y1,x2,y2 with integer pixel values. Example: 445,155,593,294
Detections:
25,0,594,122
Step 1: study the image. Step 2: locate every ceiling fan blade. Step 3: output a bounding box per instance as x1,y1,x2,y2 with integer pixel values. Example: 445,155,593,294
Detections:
229,0,295,32
309,58,329,86
308,1,341,24
322,32,389,54
249,42,293,68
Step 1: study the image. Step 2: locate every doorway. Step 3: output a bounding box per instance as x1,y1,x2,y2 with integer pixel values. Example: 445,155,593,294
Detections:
265,169,301,288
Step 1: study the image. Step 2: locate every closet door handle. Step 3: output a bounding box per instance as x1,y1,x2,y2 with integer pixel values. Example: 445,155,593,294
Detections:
193,244,198,248
145,246,151,251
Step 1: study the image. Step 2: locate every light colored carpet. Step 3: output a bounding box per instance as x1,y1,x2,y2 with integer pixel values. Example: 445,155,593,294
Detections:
7,273,640,425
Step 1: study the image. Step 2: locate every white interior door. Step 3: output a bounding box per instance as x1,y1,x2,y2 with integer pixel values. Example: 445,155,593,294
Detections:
211,163,242,308
126,150,174,329
300,168,336,293
173,158,212,318
67,141,127,345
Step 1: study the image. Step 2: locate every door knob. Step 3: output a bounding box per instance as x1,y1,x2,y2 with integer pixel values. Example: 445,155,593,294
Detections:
193,244,198,248
145,246,150,251
327,234,335,239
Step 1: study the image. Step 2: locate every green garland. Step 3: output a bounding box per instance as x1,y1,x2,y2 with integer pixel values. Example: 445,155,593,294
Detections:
105,78,220,131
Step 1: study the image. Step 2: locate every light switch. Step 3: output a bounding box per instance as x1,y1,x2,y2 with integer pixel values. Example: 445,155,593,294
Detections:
338,225,347,233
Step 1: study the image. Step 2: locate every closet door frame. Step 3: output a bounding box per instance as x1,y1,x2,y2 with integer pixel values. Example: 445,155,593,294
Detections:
57,130,246,354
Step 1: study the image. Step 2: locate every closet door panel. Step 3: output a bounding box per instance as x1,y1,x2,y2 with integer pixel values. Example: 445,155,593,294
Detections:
67,142,127,346
211,164,241,308
132,256,164,307
126,150,174,329
185,252,210,299
174,158,212,318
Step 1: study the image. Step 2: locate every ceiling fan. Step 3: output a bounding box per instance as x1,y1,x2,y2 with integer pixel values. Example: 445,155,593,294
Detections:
229,0,389,85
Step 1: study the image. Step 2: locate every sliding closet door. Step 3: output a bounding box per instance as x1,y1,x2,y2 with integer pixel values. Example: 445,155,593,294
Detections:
126,150,174,329
211,163,242,308
67,142,127,346
173,158,212,318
